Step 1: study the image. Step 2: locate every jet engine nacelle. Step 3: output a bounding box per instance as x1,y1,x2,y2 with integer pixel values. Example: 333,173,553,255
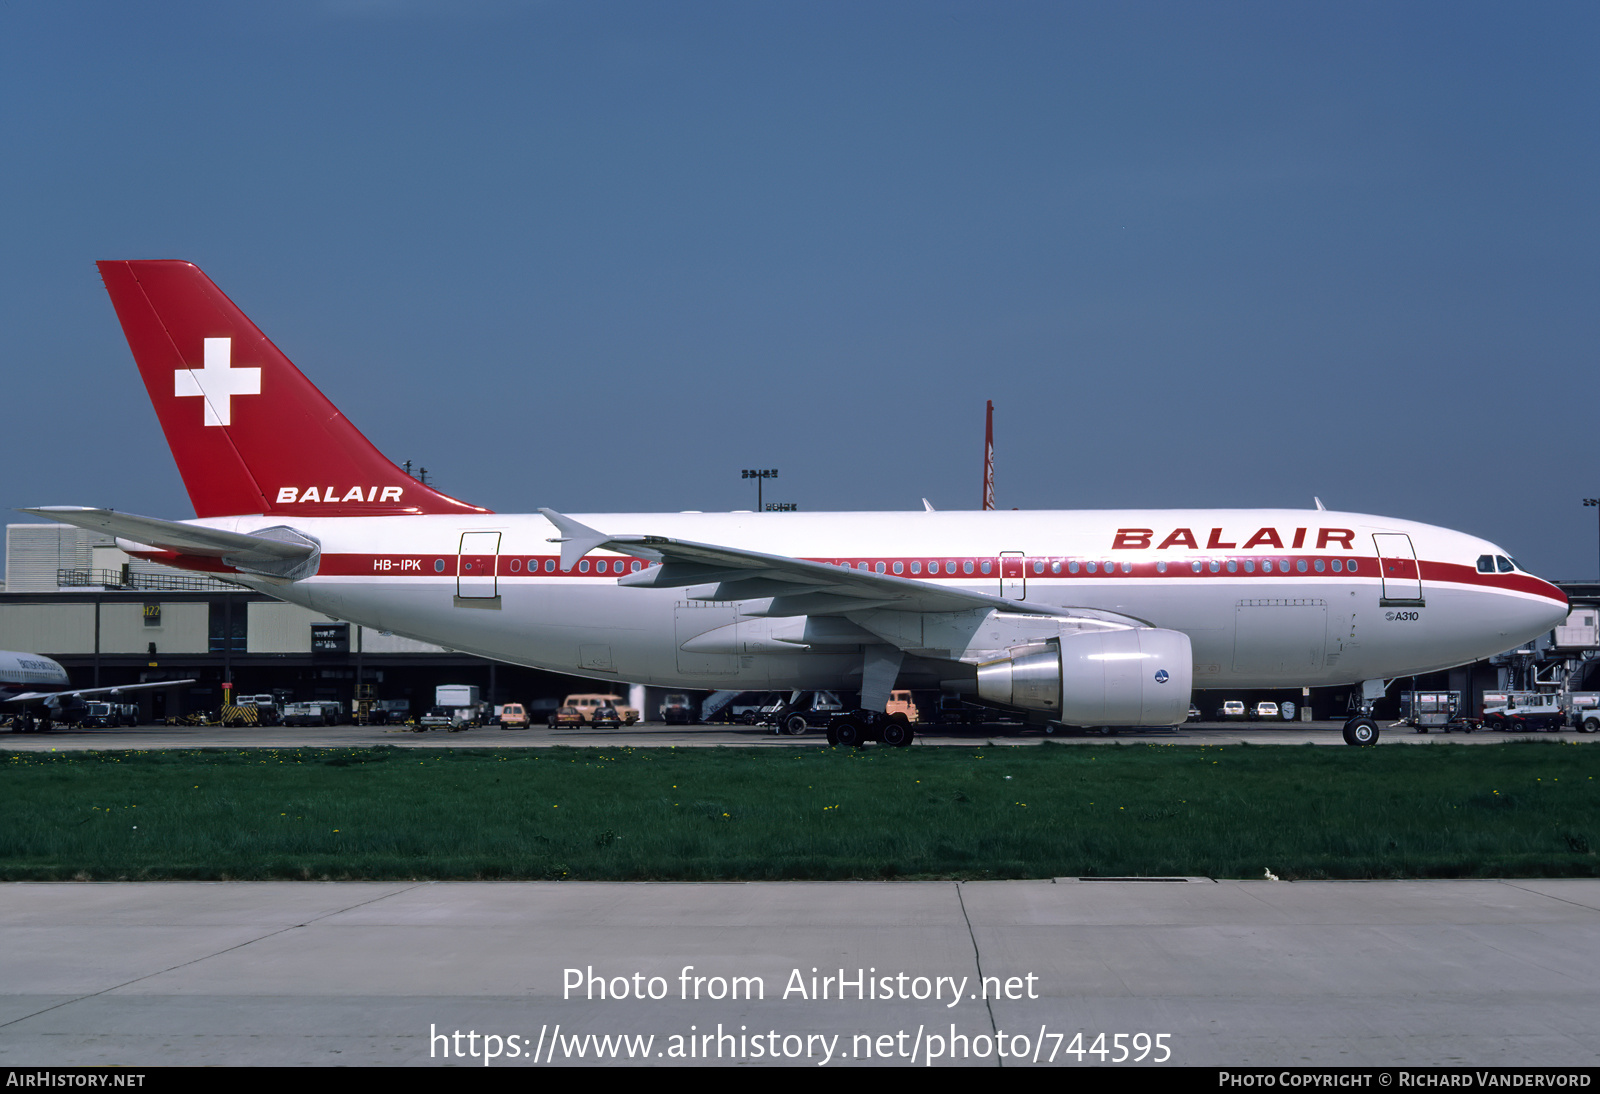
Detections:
974,627,1193,726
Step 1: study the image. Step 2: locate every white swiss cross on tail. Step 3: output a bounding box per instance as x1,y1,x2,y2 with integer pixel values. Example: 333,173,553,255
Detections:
174,337,261,426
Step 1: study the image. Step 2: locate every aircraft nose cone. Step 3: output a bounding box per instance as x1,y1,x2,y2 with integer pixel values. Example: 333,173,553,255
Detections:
1538,580,1570,628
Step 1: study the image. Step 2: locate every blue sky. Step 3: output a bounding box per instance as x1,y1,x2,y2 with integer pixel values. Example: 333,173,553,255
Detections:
3,1,1597,577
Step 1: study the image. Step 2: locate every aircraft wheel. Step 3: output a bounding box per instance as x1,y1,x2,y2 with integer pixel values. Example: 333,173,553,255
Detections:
1583,718,1599,734
834,720,865,748
825,726,839,747
1342,717,1380,746
783,713,809,735
881,721,914,748
1098,725,1116,736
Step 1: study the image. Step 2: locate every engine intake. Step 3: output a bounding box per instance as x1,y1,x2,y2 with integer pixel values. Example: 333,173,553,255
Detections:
975,627,1193,726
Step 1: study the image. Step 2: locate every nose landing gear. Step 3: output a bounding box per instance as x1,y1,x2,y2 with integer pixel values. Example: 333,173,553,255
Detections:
1342,717,1380,746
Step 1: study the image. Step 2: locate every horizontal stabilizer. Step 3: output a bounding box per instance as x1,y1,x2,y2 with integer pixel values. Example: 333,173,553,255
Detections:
21,507,315,563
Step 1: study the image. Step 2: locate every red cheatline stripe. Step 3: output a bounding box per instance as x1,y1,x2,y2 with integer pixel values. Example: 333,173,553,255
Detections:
123,549,1566,604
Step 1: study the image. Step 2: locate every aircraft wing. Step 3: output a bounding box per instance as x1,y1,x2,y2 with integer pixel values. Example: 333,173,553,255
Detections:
6,679,197,706
540,508,1149,626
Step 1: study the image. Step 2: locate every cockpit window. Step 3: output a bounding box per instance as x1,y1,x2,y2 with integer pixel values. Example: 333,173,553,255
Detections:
1477,555,1495,574
1496,556,1514,573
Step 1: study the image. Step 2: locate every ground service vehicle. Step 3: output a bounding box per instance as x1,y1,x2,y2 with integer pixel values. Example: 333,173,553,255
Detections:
498,703,529,729
1399,691,1474,733
81,702,137,728
1249,701,1279,720
659,693,695,724
46,260,1571,752
1568,693,1600,733
364,699,411,726
937,695,986,724
886,690,921,723
1218,701,1247,720
282,701,341,726
417,707,452,730
563,694,638,724
432,685,486,728
1481,692,1566,733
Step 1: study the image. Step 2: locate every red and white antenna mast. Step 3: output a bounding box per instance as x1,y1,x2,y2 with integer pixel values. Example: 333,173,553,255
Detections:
982,400,995,510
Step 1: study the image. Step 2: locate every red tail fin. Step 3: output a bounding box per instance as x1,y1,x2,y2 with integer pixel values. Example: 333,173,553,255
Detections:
98,260,490,519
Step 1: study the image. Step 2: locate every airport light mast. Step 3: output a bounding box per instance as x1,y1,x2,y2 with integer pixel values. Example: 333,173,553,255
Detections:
742,468,778,511
1585,498,1599,579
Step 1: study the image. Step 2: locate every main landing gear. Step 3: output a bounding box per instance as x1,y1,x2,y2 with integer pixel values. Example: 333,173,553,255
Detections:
825,710,916,749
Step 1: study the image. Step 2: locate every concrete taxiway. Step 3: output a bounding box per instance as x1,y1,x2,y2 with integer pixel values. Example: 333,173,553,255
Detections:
2,879,1597,1067
2,720,1582,751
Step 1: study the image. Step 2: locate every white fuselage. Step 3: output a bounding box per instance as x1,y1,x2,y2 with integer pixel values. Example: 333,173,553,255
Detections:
0,652,71,702
147,508,1567,696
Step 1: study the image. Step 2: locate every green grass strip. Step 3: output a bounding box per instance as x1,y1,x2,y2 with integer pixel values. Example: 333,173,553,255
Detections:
2,741,1597,881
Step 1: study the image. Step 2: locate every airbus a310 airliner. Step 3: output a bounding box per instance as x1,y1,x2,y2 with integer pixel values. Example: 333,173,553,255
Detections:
27,261,1568,746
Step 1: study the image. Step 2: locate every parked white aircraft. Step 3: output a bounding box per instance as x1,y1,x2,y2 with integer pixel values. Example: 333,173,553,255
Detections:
0,649,190,729
26,261,1568,746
